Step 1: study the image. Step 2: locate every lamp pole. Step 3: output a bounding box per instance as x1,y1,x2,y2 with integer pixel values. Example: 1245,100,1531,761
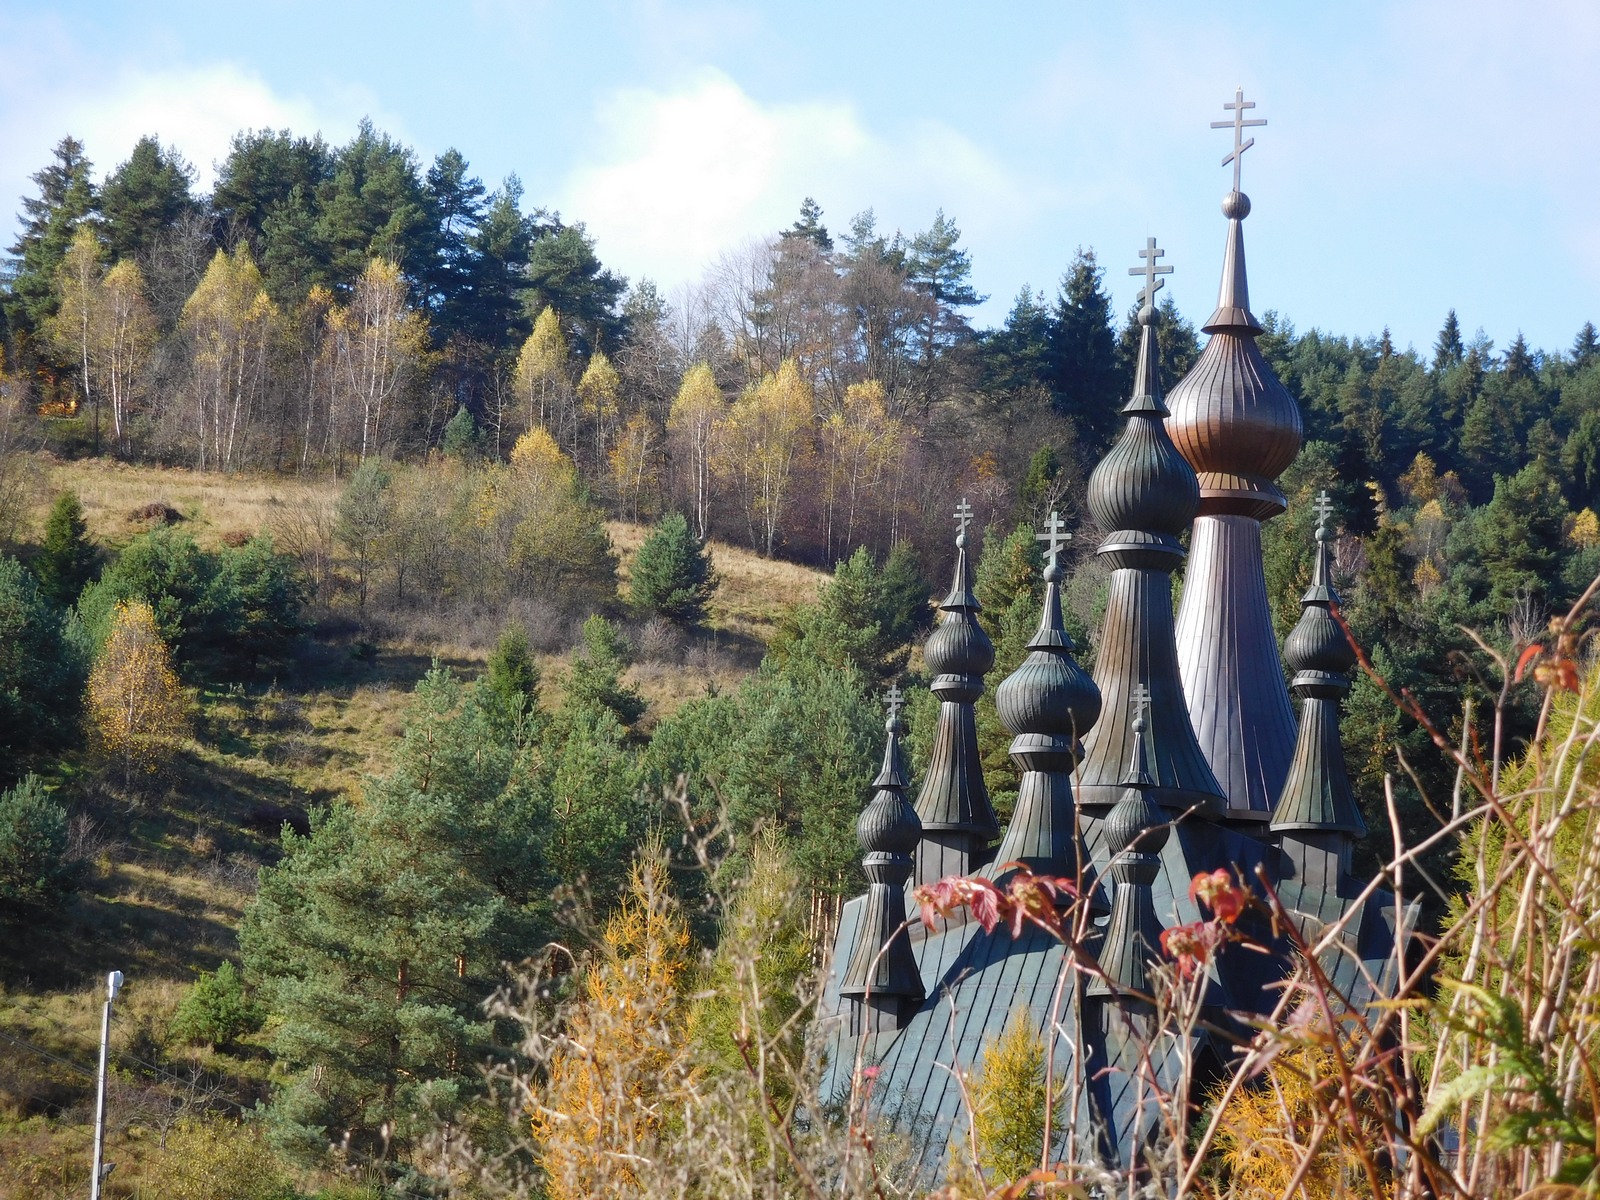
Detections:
89,969,122,1200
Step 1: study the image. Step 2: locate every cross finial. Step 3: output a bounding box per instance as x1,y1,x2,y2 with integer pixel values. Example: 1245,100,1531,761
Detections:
1131,683,1152,728
1035,510,1071,568
1211,86,1267,194
1128,237,1173,311
1314,489,1335,532
883,683,905,721
954,498,974,542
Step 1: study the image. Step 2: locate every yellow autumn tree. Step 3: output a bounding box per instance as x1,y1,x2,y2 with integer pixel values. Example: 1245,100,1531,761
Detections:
954,1006,1056,1190
99,259,158,457
532,854,694,1199
715,358,814,557
181,247,280,471
322,258,429,468
46,227,103,430
88,599,191,786
576,350,621,475
666,363,725,539
513,306,571,444
820,378,904,556
1569,507,1600,549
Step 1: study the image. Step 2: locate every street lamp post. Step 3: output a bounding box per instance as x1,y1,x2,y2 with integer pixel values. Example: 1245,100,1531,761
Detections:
89,969,122,1200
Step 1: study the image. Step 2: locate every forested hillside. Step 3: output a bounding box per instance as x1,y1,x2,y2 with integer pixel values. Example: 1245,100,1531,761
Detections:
1,120,1598,1195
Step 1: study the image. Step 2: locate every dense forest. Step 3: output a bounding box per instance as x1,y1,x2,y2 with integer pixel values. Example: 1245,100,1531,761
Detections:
1,121,1599,1196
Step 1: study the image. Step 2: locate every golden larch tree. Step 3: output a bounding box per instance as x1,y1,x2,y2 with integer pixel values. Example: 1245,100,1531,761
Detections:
513,306,572,445
576,350,621,476
88,599,191,786
666,362,725,539
531,855,694,1199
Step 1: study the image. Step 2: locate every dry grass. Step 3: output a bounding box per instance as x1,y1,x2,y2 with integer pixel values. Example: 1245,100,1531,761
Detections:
35,456,340,550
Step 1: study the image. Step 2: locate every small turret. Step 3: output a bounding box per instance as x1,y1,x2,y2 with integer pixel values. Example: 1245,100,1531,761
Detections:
1087,695,1170,1003
1272,494,1367,886
913,500,999,885
990,512,1102,886
840,685,925,1033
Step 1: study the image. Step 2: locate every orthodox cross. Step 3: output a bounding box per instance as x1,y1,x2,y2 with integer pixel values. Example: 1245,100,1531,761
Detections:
1128,237,1172,310
954,497,974,540
1212,86,1266,193
1314,489,1335,532
883,683,905,721
1131,683,1152,728
1036,510,1071,568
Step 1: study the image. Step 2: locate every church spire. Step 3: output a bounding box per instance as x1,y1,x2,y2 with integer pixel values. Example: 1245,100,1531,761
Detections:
1076,242,1225,816
1167,89,1304,821
840,685,925,1032
1272,495,1367,885
912,500,998,885
990,513,1102,884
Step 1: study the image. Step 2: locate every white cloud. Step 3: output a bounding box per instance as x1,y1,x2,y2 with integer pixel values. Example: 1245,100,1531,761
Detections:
559,69,1025,292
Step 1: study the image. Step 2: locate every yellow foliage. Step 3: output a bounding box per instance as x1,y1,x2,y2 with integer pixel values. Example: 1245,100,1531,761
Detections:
1212,1041,1384,1198
509,425,576,484
139,1116,289,1200
715,359,814,555
577,350,621,421
1413,556,1443,596
963,1006,1055,1188
1399,451,1440,504
531,855,694,1199
87,599,190,783
1570,507,1600,549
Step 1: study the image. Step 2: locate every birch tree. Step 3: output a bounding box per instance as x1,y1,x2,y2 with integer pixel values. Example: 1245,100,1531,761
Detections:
513,306,572,447
666,363,724,539
46,228,103,450
99,260,158,457
715,359,813,556
323,258,429,469
180,247,279,471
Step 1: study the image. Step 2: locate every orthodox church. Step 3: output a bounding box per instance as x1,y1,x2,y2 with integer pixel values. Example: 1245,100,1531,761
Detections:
817,91,1412,1176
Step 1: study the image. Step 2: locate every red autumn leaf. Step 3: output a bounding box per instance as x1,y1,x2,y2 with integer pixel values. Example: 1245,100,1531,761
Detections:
1514,643,1544,683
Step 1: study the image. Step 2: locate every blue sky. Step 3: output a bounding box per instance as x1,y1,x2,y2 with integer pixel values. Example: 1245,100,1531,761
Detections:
1,1,1594,357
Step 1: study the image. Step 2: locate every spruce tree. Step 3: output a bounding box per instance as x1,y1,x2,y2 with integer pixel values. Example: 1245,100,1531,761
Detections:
98,135,198,264
1432,309,1465,372
1572,321,1599,367
6,136,97,332
0,774,74,918
1046,248,1121,454
629,512,718,627
566,615,645,725
34,491,96,608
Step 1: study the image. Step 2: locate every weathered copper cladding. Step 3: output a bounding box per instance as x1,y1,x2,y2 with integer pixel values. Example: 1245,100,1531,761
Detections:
1272,498,1367,888
988,517,1102,889
1077,272,1226,817
912,507,999,886
840,688,925,1034
1167,119,1304,820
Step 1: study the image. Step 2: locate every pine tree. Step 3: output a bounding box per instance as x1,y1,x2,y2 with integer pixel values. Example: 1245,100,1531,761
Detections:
780,197,833,251
1433,309,1465,372
484,621,540,731
6,136,97,332
1046,248,1121,454
566,615,645,725
630,512,718,627
34,491,96,607
0,554,87,783
0,774,74,917
98,135,198,264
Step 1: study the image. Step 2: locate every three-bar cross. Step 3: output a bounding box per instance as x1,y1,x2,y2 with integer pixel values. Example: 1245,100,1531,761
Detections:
1212,86,1267,194
954,498,974,540
1036,510,1071,569
1128,237,1172,311
883,683,905,721
1314,489,1335,532
1131,683,1152,727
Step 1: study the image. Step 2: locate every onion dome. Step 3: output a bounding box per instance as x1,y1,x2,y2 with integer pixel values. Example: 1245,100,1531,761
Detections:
1272,496,1367,843
1077,241,1225,817
1087,701,1169,1002
913,501,999,885
840,686,925,1030
990,515,1102,884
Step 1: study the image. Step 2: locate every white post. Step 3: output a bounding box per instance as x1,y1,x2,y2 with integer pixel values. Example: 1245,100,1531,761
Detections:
89,970,122,1200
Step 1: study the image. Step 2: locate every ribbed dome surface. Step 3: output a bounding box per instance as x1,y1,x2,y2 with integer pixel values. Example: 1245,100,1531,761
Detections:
859,789,921,856
1086,415,1200,538
994,577,1100,742
1166,332,1302,518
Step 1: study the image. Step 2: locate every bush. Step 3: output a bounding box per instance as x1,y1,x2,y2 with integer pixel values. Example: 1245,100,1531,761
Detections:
139,1116,294,1200
170,960,266,1048
0,774,74,917
34,491,96,607
211,535,309,670
630,511,718,627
